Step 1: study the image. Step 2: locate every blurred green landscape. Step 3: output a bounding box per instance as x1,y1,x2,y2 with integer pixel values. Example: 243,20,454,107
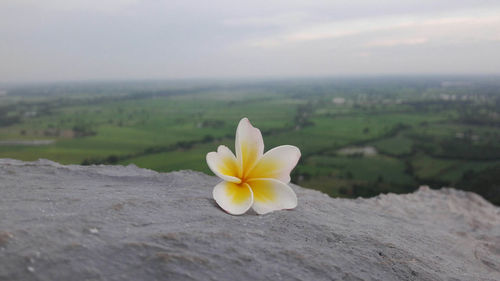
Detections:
1,77,499,204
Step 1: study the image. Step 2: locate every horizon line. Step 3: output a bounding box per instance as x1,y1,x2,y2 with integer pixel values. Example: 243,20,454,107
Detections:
2,73,500,86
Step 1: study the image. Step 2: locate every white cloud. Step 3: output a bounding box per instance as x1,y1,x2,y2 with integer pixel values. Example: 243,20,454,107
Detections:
222,13,308,28
367,37,428,47
3,0,140,13
246,7,500,48
1,0,500,81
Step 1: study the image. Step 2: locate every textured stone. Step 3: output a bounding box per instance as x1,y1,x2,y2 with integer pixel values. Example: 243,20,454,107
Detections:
0,159,499,281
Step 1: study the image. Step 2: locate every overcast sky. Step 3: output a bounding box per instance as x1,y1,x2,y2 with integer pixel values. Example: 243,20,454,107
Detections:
1,0,500,82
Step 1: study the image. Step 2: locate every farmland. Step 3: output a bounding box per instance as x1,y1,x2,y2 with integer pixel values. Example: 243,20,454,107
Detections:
1,77,499,204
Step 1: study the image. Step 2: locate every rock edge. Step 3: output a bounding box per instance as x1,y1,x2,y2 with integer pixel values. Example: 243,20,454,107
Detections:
1,159,499,281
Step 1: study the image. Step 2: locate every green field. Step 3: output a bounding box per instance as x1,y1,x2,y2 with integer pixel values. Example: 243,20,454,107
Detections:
1,77,499,204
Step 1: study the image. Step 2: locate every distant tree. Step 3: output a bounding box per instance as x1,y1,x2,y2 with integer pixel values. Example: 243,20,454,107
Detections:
339,187,349,196
377,175,384,183
72,122,96,137
301,172,311,181
106,155,119,164
456,165,500,205
202,135,214,143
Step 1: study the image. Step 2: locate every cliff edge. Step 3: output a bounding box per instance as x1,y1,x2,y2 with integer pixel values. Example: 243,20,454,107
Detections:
0,159,499,281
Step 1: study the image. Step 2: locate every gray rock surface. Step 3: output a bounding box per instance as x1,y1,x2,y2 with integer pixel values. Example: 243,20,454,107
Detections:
1,159,499,281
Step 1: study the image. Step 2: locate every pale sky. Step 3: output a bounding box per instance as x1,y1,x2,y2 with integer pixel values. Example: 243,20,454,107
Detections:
1,0,500,82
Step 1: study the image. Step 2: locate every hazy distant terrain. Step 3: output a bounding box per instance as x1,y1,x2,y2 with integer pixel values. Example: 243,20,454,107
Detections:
1,77,499,204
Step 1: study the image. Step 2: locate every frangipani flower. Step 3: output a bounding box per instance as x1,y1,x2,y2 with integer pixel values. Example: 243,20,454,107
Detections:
206,118,301,215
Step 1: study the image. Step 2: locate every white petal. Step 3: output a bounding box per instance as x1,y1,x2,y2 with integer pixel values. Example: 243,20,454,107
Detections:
235,118,264,178
206,145,241,183
213,181,253,215
247,145,301,183
247,178,297,215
